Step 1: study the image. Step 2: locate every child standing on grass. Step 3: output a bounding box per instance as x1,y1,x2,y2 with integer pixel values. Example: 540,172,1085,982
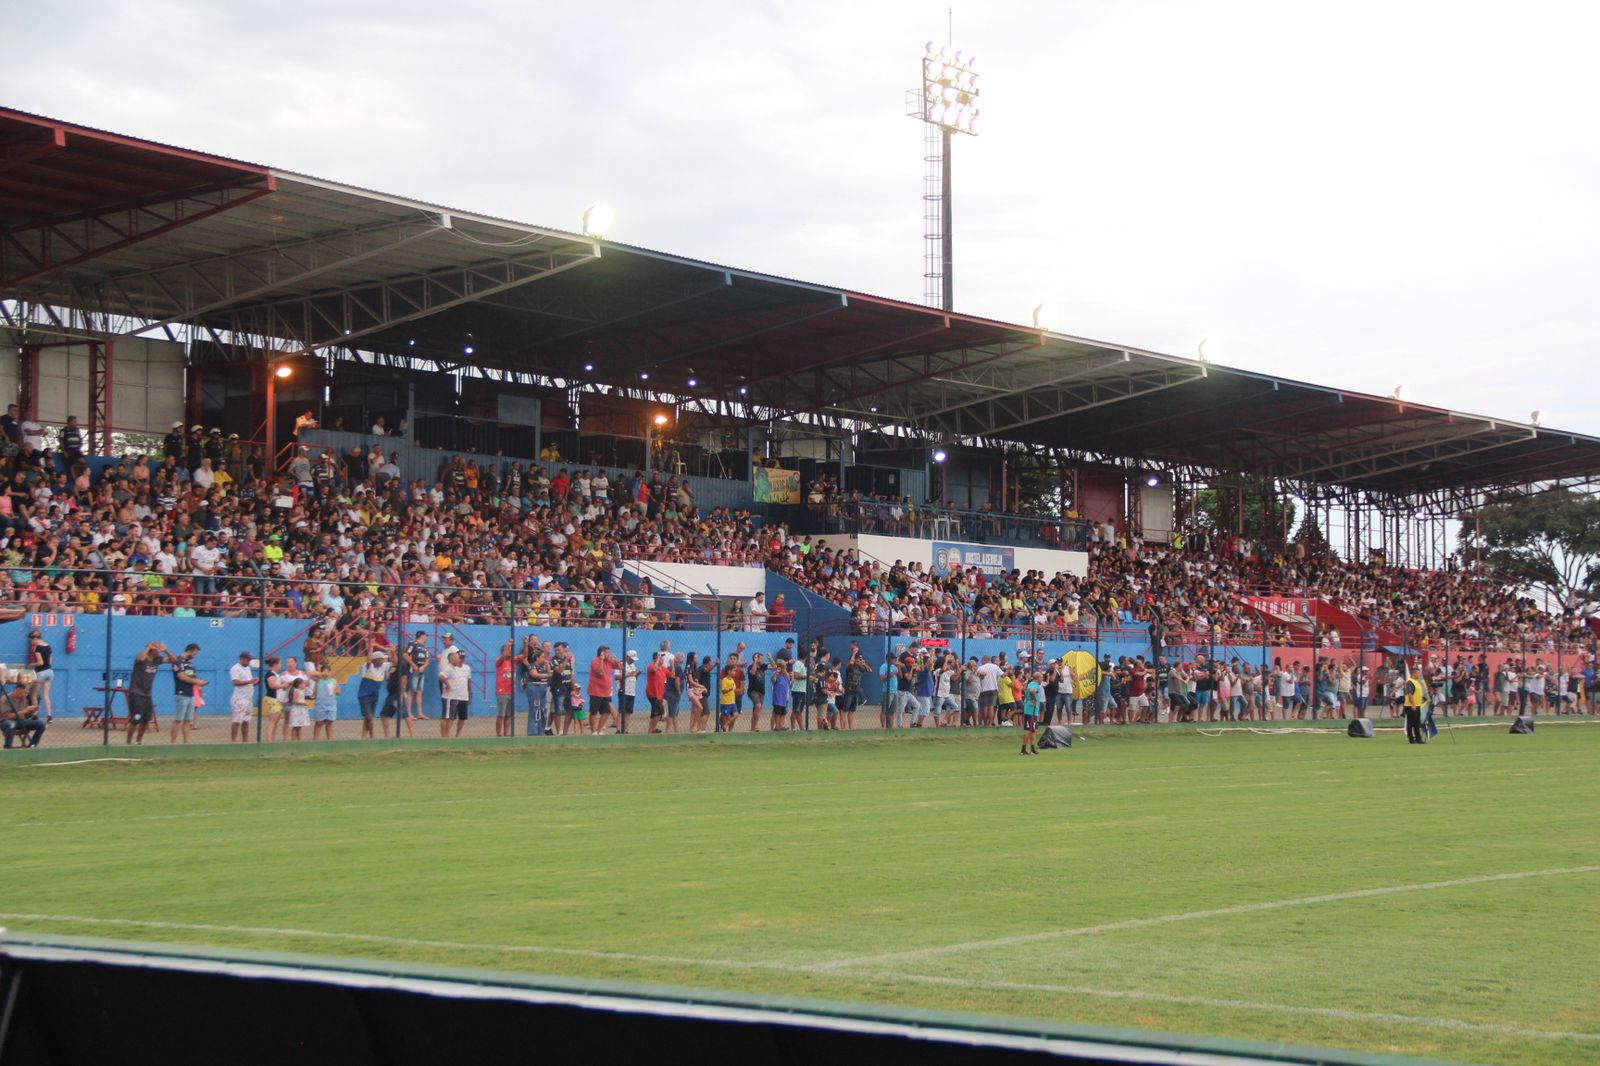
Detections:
312,666,339,741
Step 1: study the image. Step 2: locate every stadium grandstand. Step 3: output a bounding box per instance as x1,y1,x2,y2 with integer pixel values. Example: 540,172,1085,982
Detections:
1,103,1598,749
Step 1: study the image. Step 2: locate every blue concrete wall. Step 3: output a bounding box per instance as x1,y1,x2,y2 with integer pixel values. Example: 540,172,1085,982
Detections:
0,616,797,722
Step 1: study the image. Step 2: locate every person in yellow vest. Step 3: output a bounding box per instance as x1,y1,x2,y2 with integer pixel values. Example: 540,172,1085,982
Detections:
1402,666,1428,744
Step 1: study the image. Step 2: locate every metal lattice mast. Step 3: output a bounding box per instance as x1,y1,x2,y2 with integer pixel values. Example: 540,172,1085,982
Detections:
908,43,979,313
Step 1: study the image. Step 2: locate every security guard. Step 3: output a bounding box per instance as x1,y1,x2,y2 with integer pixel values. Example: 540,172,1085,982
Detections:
1402,668,1428,744
163,420,186,461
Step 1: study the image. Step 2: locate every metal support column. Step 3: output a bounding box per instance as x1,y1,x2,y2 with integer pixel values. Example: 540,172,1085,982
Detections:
18,345,39,420
87,340,114,455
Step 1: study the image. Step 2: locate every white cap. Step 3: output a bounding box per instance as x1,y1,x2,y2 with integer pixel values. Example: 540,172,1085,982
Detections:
626,649,638,659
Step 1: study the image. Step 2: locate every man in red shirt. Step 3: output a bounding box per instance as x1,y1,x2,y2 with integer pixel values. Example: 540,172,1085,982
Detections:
587,646,617,735
645,652,669,733
1127,659,1151,723
494,644,516,737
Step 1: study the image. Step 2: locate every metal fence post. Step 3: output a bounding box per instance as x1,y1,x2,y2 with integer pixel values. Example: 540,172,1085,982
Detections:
255,570,268,743
714,597,723,733
508,586,518,736
101,600,114,748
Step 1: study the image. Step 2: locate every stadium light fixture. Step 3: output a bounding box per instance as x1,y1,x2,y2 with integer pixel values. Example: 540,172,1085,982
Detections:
273,364,293,379
653,413,669,426
1146,474,1161,488
686,377,697,388
640,372,650,381
464,345,475,356
1530,409,1545,425
932,448,948,464
920,48,981,135
581,204,614,238
583,363,594,373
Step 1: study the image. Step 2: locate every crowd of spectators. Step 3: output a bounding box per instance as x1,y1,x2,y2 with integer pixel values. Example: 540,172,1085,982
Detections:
0,413,1588,662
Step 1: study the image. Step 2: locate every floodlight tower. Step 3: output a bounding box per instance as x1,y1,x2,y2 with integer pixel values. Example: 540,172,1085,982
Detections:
908,43,981,311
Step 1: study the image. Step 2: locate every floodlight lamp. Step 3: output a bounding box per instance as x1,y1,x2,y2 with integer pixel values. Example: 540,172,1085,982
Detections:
932,448,948,464
869,405,878,413
639,371,650,380
1530,409,1544,425
653,413,669,426
581,203,614,237
274,364,293,379
686,377,697,387
1146,475,1161,488
464,345,475,355
407,339,416,347
738,386,748,396
583,363,594,372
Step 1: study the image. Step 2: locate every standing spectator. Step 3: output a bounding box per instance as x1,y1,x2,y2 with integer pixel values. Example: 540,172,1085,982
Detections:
0,403,22,454
312,665,340,741
522,640,551,737
587,646,618,735
27,627,53,723
357,649,390,739
125,642,171,746
646,651,669,733
170,642,207,745
285,659,312,740
438,649,472,738
229,651,256,743
403,632,431,721
746,592,768,631
59,415,84,464
494,642,515,737
619,649,640,734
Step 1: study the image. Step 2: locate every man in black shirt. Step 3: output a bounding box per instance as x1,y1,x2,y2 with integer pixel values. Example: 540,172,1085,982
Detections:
163,420,185,460
59,415,84,463
127,641,177,746
0,404,22,453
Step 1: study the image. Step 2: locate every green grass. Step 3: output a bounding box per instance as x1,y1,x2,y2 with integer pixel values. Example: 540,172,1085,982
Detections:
5,723,1599,1064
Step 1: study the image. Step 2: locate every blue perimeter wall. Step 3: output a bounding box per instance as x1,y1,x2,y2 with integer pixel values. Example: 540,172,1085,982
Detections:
0,616,797,722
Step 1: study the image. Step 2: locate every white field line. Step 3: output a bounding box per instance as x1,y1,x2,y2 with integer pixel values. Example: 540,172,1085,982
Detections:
1,910,1596,1047
862,970,1600,1045
813,865,1600,971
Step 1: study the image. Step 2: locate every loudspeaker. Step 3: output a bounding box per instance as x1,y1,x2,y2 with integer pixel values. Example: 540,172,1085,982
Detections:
1347,718,1374,738
1510,715,1535,734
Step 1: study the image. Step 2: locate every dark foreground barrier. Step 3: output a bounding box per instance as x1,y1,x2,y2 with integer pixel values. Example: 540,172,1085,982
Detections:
0,933,1445,1066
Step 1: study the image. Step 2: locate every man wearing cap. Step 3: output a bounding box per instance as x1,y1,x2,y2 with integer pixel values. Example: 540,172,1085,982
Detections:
619,648,640,734
185,424,205,474
170,642,207,745
438,648,472,737
357,647,390,739
229,650,256,743
403,632,431,720
59,415,84,464
163,421,185,461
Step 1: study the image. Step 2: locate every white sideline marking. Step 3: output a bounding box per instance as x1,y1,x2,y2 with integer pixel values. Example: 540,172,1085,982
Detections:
865,971,1600,1045
814,865,1600,971
1,910,1596,1047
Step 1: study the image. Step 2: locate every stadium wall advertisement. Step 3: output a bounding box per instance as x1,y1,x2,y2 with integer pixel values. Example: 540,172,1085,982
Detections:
817,534,1090,580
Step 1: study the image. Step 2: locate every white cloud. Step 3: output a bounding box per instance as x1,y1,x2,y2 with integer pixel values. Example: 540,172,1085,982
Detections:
4,0,1597,433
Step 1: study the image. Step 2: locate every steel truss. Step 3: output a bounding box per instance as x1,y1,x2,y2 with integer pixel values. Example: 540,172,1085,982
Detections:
0,179,274,289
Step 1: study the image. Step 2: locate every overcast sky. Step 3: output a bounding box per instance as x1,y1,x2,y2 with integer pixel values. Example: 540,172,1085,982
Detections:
8,1,1598,434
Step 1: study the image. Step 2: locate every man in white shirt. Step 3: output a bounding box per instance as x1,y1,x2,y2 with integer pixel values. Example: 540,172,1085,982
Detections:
746,593,768,631
229,651,257,744
439,650,472,738
976,657,1002,725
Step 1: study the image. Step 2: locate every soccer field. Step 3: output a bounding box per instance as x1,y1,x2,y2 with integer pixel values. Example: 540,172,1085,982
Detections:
5,724,1598,1065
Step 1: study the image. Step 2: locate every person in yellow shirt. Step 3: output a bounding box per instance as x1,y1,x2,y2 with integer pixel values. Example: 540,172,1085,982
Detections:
1402,666,1428,744
997,669,1016,725
718,671,737,729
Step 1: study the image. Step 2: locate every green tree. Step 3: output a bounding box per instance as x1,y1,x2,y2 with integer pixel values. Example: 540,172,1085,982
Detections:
1467,489,1600,612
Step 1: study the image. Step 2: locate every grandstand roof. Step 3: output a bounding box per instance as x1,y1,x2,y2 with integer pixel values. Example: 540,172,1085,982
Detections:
4,105,1599,506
